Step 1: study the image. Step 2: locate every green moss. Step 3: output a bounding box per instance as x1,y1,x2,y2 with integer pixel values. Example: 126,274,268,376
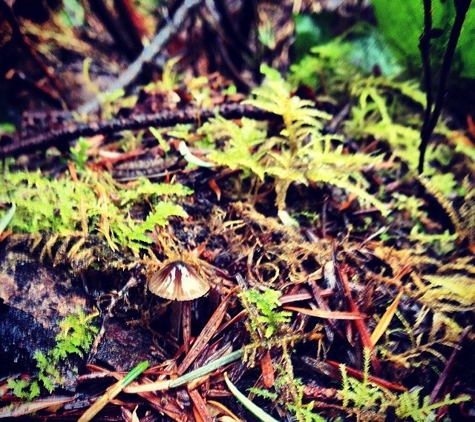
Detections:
201,65,388,218
8,308,99,400
0,163,192,253
339,348,470,421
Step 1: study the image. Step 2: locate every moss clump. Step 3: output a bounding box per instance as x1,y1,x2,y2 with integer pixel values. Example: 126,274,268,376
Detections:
0,163,192,254
8,308,99,400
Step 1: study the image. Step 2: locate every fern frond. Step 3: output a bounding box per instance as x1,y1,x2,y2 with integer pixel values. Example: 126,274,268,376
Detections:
396,388,469,422
203,116,268,180
243,66,389,215
419,274,475,312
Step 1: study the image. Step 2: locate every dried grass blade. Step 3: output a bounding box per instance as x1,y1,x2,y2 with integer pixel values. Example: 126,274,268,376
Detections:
370,290,403,345
283,305,365,320
224,373,280,422
78,361,149,422
0,396,73,418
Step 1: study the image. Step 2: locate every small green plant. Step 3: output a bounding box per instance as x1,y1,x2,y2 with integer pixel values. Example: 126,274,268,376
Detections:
340,348,387,416
8,307,99,400
250,365,327,422
0,163,192,253
239,289,320,421
240,288,292,339
202,65,388,218
204,116,268,180
339,348,470,421
344,75,426,170
69,137,91,170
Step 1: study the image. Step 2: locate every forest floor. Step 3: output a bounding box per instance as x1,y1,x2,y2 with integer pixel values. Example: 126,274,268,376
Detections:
0,1,475,421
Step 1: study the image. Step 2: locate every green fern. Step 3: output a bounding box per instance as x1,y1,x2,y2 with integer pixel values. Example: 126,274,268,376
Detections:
340,348,387,413
419,274,475,313
203,116,268,180
289,37,355,94
339,348,470,420
345,77,424,169
397,388,469,422
204,65,389,216
241,289,292,339
249,386,279,401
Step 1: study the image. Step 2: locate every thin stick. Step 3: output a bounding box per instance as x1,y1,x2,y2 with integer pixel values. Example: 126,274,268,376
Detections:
79,0,201,114
418,0,472,173
0,104,278,157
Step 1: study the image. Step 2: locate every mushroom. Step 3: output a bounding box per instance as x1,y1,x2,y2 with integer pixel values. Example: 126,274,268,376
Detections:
148,260,210,301
148,260,210,349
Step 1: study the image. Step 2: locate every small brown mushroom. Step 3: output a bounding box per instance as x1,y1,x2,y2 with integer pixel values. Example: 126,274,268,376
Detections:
148,260,210,301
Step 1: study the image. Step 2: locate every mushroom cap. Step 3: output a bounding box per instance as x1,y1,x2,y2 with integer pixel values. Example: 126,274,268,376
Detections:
148,260,210,301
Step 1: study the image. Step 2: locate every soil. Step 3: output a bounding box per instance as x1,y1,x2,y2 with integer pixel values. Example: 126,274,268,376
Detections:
1,1,474,421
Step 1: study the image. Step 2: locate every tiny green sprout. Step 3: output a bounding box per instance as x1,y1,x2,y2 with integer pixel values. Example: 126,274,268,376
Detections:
240,288,292,339
149,127,170,152
69,137,92,170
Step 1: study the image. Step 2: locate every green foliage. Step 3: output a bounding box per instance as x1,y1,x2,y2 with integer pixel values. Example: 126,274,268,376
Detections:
239,288,324,421
419,274,475,313
291,33,472,193
345,75,427,169
340,349,386,413
293,13,334,59
339,348,469,421
118,177,193,205
389,193,458,252
8,308,99,400
1,166,94,234
371,0,475,79
0,122,16,133
203,116,268,180
0,202,15,236
249,386,279,401
290,38,353,90
149,127,171,152
290,22,400,92
346,24,401,77
61,0,85,27
202,66,388,216
241,289,292,339
250,365,327,422
52,307,99,360
396,388,469,422
248,66,388,215
0,165,191,253
8,378,40,400
69,137,91,170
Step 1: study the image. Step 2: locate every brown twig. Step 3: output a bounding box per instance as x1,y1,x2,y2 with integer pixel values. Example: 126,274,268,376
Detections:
0,103,279,158
429,326,470,404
